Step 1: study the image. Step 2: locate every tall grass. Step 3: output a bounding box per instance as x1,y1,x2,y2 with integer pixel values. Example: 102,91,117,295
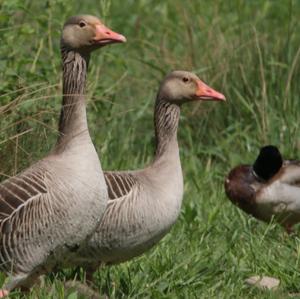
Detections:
1,0,300,298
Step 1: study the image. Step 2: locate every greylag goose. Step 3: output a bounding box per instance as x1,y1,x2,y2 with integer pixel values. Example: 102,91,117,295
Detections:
77,70,226,280
225,145,300,233
0,15,126,296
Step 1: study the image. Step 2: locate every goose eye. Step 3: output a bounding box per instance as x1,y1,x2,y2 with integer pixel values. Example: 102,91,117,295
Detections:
182,77,189,83
79,21,87,28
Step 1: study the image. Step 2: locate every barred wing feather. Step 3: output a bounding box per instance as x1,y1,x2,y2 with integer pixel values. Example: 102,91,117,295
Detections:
0,168,47,222
104,172,137,200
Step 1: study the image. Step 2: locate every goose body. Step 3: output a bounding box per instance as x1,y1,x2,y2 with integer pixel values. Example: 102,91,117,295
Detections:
77,71,226,276
0,142,104,289
0,15,126,295
85,141,183,265
225,145,300,231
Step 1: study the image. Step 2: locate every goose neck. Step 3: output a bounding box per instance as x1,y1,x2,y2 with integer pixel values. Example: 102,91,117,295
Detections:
54,49,91,152
153,99,180,162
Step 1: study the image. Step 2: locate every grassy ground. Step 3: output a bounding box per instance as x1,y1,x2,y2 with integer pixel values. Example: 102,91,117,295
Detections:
1,0,300,298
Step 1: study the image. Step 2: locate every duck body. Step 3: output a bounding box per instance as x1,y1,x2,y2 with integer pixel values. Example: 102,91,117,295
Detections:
225,146,300,230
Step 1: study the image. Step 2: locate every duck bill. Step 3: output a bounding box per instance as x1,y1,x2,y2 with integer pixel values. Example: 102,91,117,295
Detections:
93,24,127,45
195,80,226,101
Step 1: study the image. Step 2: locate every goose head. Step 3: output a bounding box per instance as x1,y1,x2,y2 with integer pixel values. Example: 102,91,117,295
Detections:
157,71,226,104
61,15,126,53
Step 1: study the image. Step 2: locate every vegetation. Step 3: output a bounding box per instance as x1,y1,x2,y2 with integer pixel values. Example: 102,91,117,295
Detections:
1,0,300,297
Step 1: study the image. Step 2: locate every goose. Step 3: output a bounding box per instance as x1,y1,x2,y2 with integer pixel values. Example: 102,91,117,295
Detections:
76,70,226,281
225,145,300,233
0,15,126,296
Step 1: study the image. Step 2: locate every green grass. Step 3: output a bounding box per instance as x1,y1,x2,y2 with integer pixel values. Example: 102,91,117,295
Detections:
1,0,300,298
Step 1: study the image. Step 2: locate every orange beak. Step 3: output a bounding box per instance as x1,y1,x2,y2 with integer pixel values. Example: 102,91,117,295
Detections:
195,80,226,101
93,24,127,45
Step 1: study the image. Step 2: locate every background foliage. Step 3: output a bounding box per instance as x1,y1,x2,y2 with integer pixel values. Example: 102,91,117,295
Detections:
1,0,300,298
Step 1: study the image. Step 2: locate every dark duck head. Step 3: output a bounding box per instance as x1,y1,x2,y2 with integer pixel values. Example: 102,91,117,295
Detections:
252,145,283,181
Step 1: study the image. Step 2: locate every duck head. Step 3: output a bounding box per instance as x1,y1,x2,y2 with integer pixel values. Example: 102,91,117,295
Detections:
252,145,283,181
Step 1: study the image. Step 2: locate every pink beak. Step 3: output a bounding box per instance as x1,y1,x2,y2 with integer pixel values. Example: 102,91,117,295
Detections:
93,24,127,44
195,80,226,101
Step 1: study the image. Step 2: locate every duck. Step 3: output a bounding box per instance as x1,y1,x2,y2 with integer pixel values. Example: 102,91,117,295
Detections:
0,15,126,296
225,145,300,233
76,70,226,281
